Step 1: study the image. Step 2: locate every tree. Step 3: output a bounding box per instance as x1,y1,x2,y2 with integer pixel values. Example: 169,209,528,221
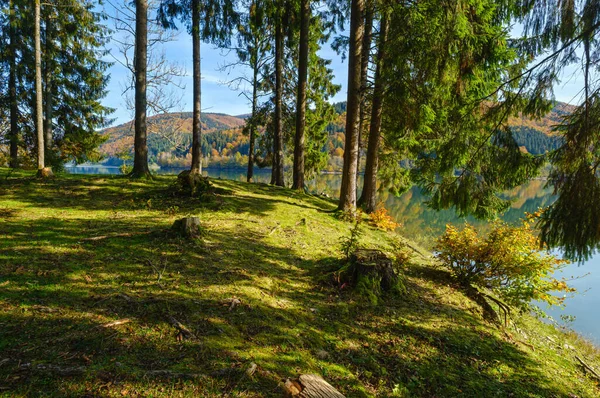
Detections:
218,0,271,182
291,0,309,190
34,0,44,173
358,10,388,213
131,0,150,178
0,0,111,169
355,3,372,182
513,0,600,261
272,0,285,186
158,0,238,177
7,0,18,168
338,0,364,211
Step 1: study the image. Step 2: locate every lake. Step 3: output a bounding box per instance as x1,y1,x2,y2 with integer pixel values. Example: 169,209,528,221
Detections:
65,164,599,345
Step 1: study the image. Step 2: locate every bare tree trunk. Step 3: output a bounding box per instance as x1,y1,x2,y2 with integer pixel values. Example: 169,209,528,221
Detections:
359,12,388,213
338,0,364,212
247,64,258,182
273,12,285,187
355,6,373,189
44,15,53,156
131,0,150,178
8,0,18,168
190,0,202,175
292,0,310,190
35,0,45,171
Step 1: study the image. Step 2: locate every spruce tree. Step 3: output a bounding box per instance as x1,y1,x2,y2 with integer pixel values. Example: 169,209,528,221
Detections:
516,0,600,261
338,0,364,211
131,0,150,178
158,0,238,177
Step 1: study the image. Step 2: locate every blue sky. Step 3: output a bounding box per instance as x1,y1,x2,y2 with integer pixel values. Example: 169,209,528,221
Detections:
101,13,586,127
101,15,349,126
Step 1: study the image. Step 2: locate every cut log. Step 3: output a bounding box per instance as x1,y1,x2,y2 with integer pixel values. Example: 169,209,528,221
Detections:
171,217,201,238
283,374,345,397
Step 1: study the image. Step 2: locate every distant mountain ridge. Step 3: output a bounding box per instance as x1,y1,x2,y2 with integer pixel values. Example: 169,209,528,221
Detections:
99,101,574,164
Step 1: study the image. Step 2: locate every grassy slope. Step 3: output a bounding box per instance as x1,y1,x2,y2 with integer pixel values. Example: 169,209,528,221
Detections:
0,169,599,397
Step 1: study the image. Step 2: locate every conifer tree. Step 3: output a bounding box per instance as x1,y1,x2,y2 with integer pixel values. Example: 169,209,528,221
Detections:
338,0,364,211
358,9,388,213
131,0,150,178
515,0,600,261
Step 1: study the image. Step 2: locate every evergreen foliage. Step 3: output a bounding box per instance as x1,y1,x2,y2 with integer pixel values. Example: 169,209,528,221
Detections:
0,0,112,168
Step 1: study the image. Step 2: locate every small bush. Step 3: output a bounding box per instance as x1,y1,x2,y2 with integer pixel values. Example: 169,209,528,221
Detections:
339,219,363,261
434,215,574,316
369,207,399,231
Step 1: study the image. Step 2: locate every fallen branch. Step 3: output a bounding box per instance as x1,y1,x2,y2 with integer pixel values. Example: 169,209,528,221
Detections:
19,363,86,377
575,355,600,381
100,319,131,328
268,225,280,236
145,370,205,379
168,316,196,340
80,231,150,242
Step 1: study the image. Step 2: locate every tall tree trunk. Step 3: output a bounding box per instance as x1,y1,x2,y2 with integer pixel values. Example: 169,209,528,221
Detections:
359,12,388,213
34,0,44,171
247,62,258,183
8,0,18,168
190,0,202,174
292,0,310,190
338,0,365,211
355,6,373,188
131,0,150,177
273,11,285,187
44,15,53,156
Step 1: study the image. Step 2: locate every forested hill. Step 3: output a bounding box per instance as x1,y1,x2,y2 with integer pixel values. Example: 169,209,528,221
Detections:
100,112,247,158
99,101,574,168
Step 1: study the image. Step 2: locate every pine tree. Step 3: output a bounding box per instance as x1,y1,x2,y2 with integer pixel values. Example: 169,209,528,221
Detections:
358,9,388,213
338,0,364,211
515,0,600,261
292,0,309,190
131,0,151,178
158,0,238,176
1,0,111,169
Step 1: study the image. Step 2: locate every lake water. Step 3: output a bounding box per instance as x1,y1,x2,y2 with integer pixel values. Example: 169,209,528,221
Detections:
65,164,599,345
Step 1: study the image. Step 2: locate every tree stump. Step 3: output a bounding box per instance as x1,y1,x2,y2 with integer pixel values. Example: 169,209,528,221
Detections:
283,374,345,397
177,170,210,196
351,249,399,291
36,167,54,178
171,217,201,238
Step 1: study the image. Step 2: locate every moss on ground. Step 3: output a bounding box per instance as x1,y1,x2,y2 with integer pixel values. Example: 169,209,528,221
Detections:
0,169,599,397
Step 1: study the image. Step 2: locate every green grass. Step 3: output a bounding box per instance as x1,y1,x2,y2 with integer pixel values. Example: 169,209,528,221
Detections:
0,169,599,397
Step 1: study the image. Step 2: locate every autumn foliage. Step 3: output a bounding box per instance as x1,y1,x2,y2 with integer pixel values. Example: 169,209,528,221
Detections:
434,214,574,314
369,207,399,231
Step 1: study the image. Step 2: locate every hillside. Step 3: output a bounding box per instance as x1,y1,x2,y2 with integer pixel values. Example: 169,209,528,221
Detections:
1,169,599,397
98,102,573,168
100,112,247,159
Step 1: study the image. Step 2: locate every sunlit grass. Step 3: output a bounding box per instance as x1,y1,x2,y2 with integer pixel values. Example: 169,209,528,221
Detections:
0,168,599,397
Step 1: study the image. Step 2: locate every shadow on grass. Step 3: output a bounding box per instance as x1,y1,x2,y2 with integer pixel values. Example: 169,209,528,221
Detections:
0,171,582,397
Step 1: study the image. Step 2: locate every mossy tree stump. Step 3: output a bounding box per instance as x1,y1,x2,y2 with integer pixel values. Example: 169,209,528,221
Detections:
176,170,210,197
348,249,404,304
171,217,201,238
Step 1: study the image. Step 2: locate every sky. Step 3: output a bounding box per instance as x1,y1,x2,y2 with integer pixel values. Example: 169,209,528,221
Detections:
100,7,587,128
100,3,349,127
